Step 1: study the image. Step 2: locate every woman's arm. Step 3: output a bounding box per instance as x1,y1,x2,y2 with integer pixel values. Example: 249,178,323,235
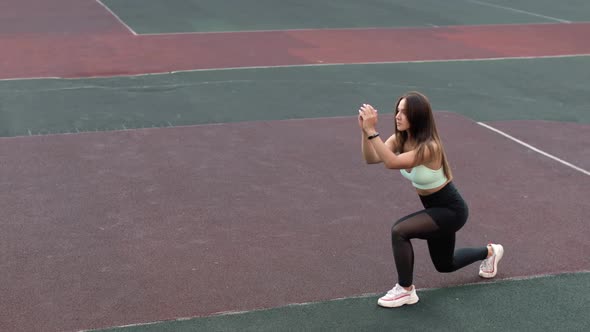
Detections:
368,136,418,169
359,103,421,169
362,133,396,164
361,131,380,163
359,109,396,164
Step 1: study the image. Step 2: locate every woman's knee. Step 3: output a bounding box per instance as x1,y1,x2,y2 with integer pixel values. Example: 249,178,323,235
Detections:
391,223,406,241
433,261,455,273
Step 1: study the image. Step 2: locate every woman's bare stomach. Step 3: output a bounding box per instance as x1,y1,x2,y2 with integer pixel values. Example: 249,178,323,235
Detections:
416,179,451,196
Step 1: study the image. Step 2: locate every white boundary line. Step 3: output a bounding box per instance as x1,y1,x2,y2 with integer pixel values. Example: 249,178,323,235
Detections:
465,0,571,23
95,0,138,35
477,122,590,176
0,114,364,141
134,20,579,36
2,53,590,82
7,114,589,177
78,270,590,331
90,1,582,36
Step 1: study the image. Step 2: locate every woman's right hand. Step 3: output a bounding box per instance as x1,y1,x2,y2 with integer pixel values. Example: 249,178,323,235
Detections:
358,112,364,130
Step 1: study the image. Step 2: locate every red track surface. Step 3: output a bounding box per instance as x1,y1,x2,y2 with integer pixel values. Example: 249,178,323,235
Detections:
1,0,589,79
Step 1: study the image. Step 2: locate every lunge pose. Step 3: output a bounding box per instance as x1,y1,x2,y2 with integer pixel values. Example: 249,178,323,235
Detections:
358,91,504,308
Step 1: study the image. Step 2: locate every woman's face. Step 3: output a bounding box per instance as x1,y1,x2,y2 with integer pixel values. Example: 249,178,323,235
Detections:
395,98,410,131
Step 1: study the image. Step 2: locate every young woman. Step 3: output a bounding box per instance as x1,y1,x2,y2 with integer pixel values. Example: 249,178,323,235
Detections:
358,91,504,308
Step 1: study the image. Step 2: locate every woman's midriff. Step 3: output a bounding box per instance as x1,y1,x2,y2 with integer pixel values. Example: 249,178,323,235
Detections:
416,179,452,197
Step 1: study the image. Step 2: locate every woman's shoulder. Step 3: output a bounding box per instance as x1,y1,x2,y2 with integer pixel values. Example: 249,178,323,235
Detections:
421,140,443,166
425,139,441,152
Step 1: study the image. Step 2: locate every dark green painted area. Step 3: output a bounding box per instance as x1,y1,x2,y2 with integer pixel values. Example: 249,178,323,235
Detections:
0,56,589,137
92,272,590,331
99,0,574,34
477,0,590,22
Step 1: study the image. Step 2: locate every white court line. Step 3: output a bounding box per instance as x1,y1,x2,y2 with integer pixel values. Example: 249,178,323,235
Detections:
134,21,572,36
0,114,365,140
95,0,138,35
2,53,590,82
466,0,571,23
477,122,590,176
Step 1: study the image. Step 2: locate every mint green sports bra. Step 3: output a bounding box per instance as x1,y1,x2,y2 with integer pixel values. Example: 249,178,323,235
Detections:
400,165,448,190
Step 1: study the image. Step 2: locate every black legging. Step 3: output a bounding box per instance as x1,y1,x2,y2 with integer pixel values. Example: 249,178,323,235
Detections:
391,182,488,287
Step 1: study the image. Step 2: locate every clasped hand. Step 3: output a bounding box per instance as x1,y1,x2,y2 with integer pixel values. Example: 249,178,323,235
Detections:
358,103,378,133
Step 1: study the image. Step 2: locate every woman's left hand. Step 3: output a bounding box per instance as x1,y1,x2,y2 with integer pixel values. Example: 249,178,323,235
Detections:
358,104,378,133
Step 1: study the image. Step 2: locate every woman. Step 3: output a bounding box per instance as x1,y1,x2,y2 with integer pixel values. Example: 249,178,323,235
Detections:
358,91,504,308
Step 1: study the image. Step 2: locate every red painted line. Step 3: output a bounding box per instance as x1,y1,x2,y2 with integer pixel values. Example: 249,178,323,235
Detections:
1,6,590,79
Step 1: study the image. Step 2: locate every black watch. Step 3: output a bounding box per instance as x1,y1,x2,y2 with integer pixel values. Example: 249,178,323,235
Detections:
367,132,380,140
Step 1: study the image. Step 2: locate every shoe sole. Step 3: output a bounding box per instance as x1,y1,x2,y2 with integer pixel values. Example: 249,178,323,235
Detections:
377,295,419,308
479,244,504,278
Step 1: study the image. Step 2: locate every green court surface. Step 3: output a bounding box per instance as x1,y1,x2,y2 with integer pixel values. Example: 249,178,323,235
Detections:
100,0,586,34
1,56,588,137
92,272,590,331
475,0,590,21
3,1,590,332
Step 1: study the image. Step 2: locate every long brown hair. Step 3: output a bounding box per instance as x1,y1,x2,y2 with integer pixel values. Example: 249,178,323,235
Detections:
393,91,453,180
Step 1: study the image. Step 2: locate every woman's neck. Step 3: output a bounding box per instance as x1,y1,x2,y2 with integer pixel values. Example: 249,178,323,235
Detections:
406,131,412,140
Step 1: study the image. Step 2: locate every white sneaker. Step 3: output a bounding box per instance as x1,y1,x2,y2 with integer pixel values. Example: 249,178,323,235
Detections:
377,283,419,308
479,243,504,278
